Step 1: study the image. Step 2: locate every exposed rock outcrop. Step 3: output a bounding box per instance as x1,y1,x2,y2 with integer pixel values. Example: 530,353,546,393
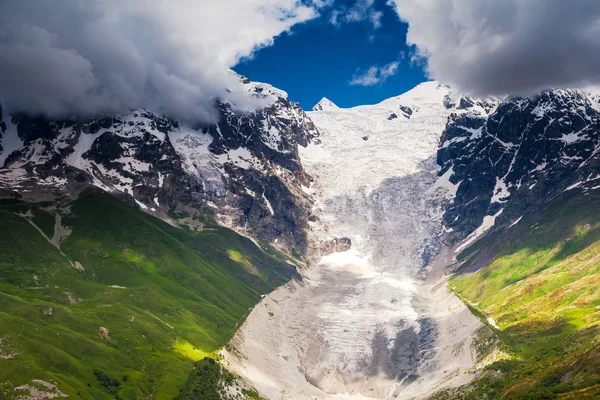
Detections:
0,76,319,254
438,89,600,243
319,237,352,256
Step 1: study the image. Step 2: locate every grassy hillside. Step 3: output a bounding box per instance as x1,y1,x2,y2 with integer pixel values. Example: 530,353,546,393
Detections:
0,189,298,399
434,191,600,399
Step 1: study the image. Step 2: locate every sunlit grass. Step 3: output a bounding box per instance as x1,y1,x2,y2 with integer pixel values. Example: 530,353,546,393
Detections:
0,190,298,399
442,192,600,398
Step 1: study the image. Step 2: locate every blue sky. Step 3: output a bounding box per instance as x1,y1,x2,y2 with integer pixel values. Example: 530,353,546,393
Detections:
234,0,428,110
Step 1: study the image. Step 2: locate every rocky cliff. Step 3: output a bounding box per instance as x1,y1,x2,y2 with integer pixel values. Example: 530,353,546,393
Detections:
438,89,600,246
0,77,319,254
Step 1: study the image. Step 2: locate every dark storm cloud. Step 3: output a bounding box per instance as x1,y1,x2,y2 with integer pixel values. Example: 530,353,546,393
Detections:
389,0,600,96
0,0,318,122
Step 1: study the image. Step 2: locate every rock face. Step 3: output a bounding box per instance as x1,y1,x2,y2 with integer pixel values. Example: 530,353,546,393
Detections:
319,237,352,256
438,89,600,244
0,77,319,253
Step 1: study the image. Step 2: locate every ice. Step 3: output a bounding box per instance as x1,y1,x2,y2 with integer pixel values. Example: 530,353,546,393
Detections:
0,119,24,167
456,209,504,254
66,129,107,171
228,81,484,399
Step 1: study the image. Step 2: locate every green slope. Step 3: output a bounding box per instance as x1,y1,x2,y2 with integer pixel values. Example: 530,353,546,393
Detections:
0,189,298,399
435,191,600,399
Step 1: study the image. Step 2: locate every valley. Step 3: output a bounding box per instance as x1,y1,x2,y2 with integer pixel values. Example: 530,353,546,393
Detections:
225,82,487,399
3,2,600,400
2,79,600,399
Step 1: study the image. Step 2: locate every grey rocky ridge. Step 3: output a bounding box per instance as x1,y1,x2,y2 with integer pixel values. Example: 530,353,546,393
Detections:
0,75,318,255
440,89,600,243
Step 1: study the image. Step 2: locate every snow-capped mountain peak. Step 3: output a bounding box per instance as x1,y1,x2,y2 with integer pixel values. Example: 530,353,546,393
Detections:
311,97,339,111
0,77,319,253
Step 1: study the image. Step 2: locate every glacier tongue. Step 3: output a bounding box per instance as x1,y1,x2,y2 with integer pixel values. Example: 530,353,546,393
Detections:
225,82,485,399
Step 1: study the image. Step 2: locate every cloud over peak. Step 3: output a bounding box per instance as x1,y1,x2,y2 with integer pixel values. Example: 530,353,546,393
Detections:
0,0,319,123
389,0,600,97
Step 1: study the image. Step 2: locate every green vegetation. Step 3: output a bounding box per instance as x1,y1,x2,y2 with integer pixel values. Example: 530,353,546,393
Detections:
174,357,265,400
0,189,297,399
435,192,600,399
94,369,121,396
174,358,225,400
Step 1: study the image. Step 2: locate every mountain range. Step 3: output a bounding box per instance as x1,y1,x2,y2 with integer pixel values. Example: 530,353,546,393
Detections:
2,78,600,399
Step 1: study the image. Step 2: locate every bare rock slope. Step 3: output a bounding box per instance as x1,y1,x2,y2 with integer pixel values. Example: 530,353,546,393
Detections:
0,76,318,253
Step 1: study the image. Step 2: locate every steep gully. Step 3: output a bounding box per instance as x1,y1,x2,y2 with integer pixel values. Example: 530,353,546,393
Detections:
225,83,487,399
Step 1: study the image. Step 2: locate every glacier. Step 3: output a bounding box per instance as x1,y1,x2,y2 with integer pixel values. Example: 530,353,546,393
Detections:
224,82,486,399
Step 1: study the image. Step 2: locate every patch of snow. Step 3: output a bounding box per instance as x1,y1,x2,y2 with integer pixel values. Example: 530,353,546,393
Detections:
169,126,227,194
0,118,24,167
312,97,339,112
509,216,523,228
215,147,264,171
37,176,68,187
135,199,148,210
440,136,467,149
565,181,583,191
262,192,274,215
115,156,151,173
429,166,461,198
491,178,510,203
487,317,500,329
531,161,548,172
301,184,313,194
66,129,107,171
119,112,166,141
259,119,283,151
243,81,288,103
560,132,583,144
531,102,555,118
456,209,504,254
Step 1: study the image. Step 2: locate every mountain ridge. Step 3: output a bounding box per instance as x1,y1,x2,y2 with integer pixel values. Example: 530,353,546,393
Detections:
0,76,319,255
4,77,600,399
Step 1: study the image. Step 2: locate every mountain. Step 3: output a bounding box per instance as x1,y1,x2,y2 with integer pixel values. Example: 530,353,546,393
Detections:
4,74,600,400
0,75,318,256
0,77,314,399
225,82,600,400
0,189,299,399
224,82,491,399
311,97,339,112
439,89,600,244
432,88,600,399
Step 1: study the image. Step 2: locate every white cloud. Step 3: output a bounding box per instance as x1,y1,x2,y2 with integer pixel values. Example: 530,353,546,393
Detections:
349,61,399,86
0,0,321,123
388,0,600,96
330,0,383,29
